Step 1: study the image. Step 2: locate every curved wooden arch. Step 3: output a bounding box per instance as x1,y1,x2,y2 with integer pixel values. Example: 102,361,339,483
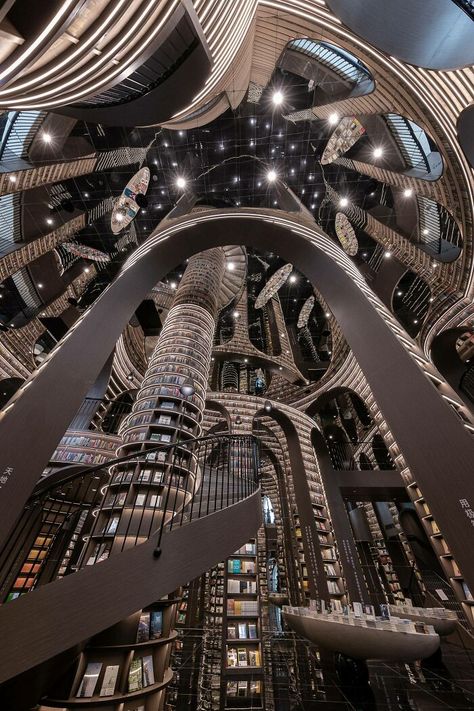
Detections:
0,208,473,588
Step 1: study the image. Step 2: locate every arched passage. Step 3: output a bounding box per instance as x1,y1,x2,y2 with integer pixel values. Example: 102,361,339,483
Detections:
0,208,473,591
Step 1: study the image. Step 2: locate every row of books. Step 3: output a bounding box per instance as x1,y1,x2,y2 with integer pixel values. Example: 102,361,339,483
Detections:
226,680,262,698
136,610,163,642
76,662,120,698
128,654,155,691
227,646,261,667
52,451,106,464
227,622,258,640
234,543,256,555
227,558,256,574
227,599,259,616
59,435,116,450
227,579,257,594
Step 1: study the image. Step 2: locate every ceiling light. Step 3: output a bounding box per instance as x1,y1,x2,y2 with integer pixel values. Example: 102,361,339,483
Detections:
279,366,283,371
290,168,295,175
397,290,403,296
84,267,90,273
233,310,240,318
42,132,52,143
244,358,248,363
403,188,413,198
373,147,383,158
233,176,239,183
325,312,330,318
178,130,184,136
290,144,295,150
310,204,315,209
267,169,277,182
46,218,53,225
170,281,177,289
413,319,419,324
384,250,392,258
9,175,16,183
272,90,284,106
37,283,43,288
266,123,270,129
339,197,349,207
163,142,169,147
220,143,224,150
328,113,339,125
176,177,186,189
250,118,256,125
423,228,429,235
84,192,89,198
264,400,272,412
250,140,254,147
362,252,368,258
429,297,434,302
227,262,235,271
257,181,262,187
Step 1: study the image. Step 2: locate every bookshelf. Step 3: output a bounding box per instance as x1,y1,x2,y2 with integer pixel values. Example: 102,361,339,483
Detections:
223,539,264,709
42,597,178,709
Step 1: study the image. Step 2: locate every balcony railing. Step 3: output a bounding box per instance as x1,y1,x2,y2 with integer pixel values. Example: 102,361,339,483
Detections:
327,439,396,470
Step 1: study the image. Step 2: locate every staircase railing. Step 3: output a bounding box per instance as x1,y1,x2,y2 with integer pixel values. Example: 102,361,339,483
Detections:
0,434,260,605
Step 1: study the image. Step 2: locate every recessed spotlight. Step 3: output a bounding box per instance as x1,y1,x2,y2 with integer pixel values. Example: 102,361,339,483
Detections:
339,197,349,207
373,147,383,158
310,203,316,209
279,366,283,370
46,218,53,226
429,296,434,302
84,267,90,273
290,144,295,150
289,274,297,283
178,131,184,136
250,117,256,125
403,188,413,198
227,262,235,271
42,132,52,143
170,281,177,289
290,168,295,175
413,319,419,324
9,175,16,183
267,169,277,182
384,250,392,258
273,201,278,206
325,312,330,318
272,90,284,106
362,252,368,258
37,283,43,288
176,177,186,189
266,123,270,129
423,228,429,235
84,192,89,198
257,181,262,187
397,290,403,296
328,113,339,125
233,310,240,318
244,358,248,363
163,142,169,148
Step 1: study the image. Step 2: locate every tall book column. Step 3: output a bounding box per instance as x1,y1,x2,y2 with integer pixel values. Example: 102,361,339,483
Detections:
223,539,264,708
45,250,227,710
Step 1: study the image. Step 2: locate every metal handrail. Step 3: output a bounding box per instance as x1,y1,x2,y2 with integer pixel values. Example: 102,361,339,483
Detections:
0,434,260,604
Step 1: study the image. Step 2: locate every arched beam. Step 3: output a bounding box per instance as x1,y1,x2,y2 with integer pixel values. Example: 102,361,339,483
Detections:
0,209,473,589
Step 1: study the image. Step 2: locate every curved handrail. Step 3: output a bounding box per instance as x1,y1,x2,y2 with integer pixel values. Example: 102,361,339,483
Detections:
0,434,260,604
